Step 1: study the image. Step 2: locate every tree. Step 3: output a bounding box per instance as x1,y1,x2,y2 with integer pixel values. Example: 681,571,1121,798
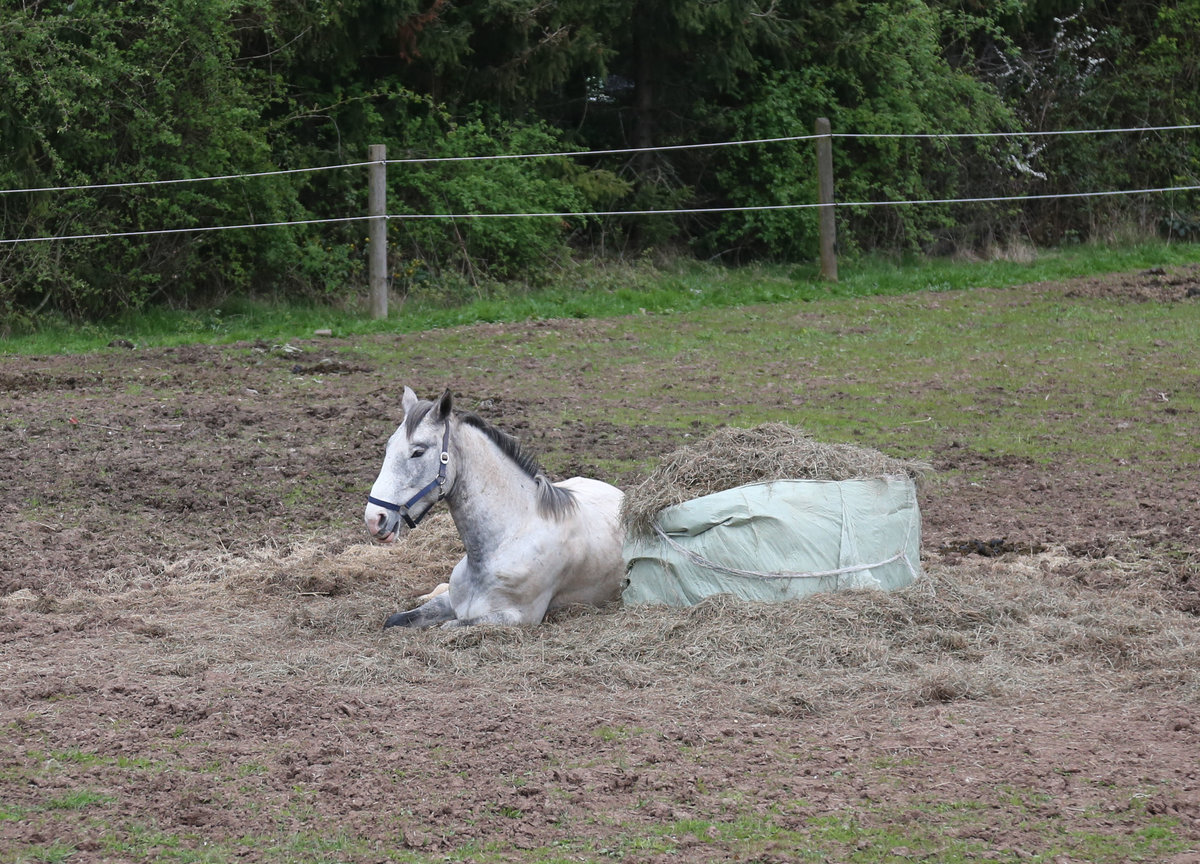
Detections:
0,0,300,320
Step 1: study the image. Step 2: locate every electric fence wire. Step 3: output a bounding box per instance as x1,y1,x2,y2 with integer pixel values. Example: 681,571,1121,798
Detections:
2,124,1198,245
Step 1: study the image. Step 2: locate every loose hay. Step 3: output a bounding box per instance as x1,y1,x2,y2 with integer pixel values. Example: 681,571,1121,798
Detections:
255,514,463,599
12,536,1199,717
251,546,1200,715
149,512,464,601
19,503,1197,720
621,422,932,539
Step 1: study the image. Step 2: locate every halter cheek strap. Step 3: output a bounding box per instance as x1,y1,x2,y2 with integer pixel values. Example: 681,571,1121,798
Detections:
367,422,451,530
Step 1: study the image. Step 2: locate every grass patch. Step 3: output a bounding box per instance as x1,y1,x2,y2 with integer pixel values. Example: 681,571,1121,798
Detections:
579,807,1192,864
43,790,115,811
3,241,1197,355
0,811,1186,864
518,275,1199,477
6,841,77,864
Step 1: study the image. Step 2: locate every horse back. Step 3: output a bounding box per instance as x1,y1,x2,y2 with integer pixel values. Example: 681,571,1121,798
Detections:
556,476,622,513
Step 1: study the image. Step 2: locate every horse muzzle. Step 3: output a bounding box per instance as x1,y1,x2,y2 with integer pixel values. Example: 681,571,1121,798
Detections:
365,502,407,543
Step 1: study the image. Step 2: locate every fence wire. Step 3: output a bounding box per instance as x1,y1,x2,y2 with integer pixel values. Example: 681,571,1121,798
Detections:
2,124,1198,245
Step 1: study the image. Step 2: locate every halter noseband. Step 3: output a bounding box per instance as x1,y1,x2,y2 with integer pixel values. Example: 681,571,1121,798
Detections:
367,421,451,530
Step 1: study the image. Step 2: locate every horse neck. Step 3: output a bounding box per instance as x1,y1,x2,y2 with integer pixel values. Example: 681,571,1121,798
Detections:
444,420,540,561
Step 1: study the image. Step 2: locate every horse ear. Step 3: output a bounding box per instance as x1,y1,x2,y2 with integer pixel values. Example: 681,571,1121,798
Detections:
434,388,453,420
401,386,418,416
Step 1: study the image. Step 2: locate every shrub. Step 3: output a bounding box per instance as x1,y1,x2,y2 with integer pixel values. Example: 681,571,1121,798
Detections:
0,0,303,322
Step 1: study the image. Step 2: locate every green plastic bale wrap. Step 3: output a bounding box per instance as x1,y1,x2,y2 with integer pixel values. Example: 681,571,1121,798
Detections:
622,475,921,607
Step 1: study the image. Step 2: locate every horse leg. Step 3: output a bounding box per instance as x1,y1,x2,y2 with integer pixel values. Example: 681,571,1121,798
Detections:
441,605,539,628
383,592,456,629
436,607,520,628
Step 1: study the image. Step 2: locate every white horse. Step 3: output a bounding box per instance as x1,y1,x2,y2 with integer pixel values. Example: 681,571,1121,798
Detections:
364,387,626,627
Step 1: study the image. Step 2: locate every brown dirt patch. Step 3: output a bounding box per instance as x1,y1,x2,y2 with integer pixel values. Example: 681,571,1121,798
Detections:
1055,263,1200,302
2,270,1199,861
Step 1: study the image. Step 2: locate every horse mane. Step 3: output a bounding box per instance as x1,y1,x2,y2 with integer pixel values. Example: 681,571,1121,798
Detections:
458,412,578,520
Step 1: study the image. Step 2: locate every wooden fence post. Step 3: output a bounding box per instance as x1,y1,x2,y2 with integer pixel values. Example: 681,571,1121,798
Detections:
815,117,838,282
368,144,388,319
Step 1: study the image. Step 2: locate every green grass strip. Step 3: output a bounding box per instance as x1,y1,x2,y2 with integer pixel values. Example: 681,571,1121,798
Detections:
3,240,1196,356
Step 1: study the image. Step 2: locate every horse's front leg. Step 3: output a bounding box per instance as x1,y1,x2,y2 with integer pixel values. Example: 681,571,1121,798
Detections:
383,592,456,629
440,608,528,628
441,591,551,628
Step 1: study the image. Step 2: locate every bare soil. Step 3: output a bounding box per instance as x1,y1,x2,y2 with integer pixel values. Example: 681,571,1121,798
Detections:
2,269,1199,862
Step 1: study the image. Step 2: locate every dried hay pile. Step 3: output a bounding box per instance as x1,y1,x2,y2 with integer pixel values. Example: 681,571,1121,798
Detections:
622,422,932,539
12,519,1198,716
262,544,1200,715
251,514,464,600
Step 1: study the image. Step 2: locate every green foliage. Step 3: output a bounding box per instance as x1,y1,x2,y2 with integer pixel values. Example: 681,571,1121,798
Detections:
387,114,604,293
829,1,1023,253
978,1,1200,243
704,71,824,261
0,0,306,322
1,0,1198,327
701,2,1022,258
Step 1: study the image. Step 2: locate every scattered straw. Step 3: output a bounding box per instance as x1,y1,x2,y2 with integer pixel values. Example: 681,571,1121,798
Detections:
9,526,1199,717
254,548,1200,714
621,423,932,538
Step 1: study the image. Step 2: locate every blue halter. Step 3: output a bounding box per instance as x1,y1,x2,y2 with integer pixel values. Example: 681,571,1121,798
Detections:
367,421,451,530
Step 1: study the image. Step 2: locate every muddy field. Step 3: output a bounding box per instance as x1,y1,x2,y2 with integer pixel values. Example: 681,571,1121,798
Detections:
2,269,1199,862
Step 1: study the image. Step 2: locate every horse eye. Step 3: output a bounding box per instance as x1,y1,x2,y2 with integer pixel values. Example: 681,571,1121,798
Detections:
410,448,426,459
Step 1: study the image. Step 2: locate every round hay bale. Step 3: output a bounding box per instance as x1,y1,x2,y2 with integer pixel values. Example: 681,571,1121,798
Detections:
621,424,931,607
621,423,931,540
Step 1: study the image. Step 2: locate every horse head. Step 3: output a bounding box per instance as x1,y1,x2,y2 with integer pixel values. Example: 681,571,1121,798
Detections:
364,386,455,543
